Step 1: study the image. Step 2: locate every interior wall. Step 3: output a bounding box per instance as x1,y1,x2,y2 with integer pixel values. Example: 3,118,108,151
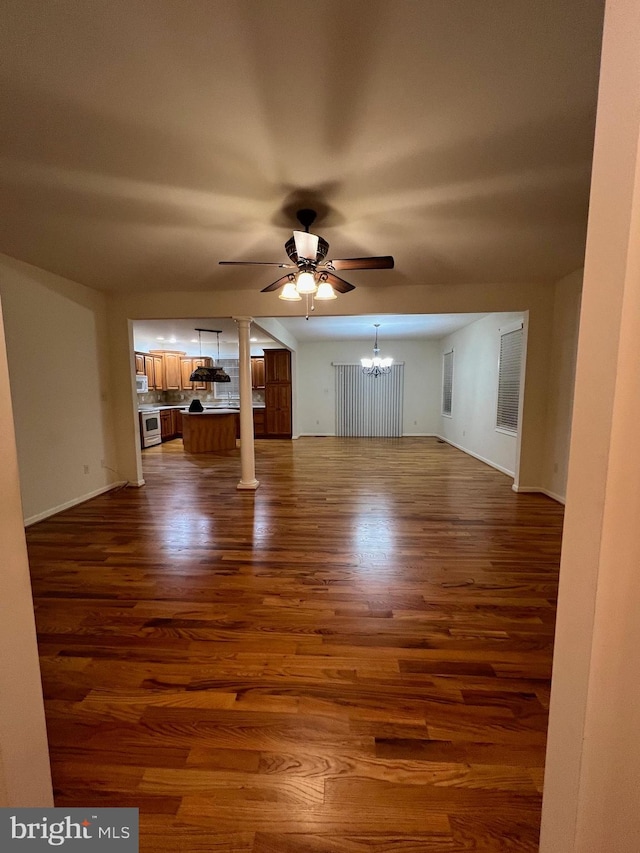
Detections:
0,296,53,806
540,0,640,848
437,312,525,477
0,254,119,523
296,339,441,436
542,269,583,501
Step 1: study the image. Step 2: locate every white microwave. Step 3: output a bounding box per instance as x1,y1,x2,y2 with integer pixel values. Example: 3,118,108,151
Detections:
136,375,148,393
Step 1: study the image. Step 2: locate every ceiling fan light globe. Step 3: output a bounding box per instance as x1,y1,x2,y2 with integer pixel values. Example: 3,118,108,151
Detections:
315,281,337,300
296,270,317,294
279,281,302,301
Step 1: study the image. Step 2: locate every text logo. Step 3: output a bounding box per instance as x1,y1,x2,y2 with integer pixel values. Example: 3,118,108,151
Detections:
0,808,138,850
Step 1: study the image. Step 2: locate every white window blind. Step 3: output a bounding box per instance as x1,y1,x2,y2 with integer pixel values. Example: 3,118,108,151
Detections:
442,350,453,416
214,359,240,398
496,328,523,432
334,364,404,436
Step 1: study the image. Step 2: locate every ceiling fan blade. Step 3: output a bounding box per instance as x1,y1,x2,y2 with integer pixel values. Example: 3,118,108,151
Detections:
260,273,296,293
323,272,356,294
325,256,395,271
293,230,319,261
219,261,294,267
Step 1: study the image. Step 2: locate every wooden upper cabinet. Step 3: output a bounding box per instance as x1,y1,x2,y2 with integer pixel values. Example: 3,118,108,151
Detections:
143,355,155,388
180,357,213,390
264,349,291,383
135,353,145,376
181,357,195,390
251,356,265,389
152,355,164,390
163,352,182,391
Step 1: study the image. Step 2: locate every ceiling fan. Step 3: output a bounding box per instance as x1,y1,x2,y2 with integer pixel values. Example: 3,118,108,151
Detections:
219,209,394,305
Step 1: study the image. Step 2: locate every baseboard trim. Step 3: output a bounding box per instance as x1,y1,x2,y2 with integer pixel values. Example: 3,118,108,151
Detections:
24,481,128,527
435,435,515,479
296,432,440,438
512,484,566,505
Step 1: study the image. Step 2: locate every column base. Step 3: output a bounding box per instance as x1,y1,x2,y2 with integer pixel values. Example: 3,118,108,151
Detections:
237,479,259,491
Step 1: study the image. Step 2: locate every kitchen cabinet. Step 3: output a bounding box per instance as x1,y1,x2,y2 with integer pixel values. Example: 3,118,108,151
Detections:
135,353,145,376
253,408,265,437
143,355,155,389
163,352,182,390
265,348,291,383
265,385,292,436
264,349,292,438
152,355,164,390
251,356,265,389
180,357,213,391
182,411,238,453
159,407,183,442
159,409,173,441
173,409,183,437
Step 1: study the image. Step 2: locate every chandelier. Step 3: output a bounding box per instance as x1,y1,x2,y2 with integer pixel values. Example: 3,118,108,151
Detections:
361,324,393,377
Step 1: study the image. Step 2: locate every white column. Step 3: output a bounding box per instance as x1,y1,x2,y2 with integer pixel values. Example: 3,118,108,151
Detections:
234,316,259,490
540,0,640,850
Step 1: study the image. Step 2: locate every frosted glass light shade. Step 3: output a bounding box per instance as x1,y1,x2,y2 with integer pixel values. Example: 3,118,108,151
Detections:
296,270,317,294
279,281,302,301
315,281,337,300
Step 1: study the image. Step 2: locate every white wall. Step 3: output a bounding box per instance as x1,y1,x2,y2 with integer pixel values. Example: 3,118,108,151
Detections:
437,313,524,477
542,270,582,501
0,297,53,806
0,254,119,523
540,1,640,848
296,339,441,436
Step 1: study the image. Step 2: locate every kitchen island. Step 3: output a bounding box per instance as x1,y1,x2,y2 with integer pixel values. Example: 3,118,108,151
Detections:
181,409,239,453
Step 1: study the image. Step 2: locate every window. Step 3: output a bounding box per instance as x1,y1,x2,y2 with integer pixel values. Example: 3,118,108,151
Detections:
496,327,523,433
442,350,453,416
214,358,240,398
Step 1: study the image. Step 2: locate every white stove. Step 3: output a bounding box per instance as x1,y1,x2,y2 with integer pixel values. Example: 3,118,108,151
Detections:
139,408,161,448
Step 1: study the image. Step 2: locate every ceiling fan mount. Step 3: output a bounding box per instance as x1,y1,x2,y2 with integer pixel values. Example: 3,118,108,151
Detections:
295,208,318,233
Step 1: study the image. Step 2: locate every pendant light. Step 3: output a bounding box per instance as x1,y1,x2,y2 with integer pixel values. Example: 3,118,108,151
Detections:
189,329,231,383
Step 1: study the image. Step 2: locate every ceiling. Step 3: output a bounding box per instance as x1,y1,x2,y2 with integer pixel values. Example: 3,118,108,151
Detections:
0,0,604,304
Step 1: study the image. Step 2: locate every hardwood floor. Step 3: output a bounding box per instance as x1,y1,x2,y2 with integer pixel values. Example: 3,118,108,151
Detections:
26,437,564,852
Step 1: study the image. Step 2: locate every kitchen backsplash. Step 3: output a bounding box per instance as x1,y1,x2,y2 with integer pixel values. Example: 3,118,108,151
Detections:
138,389,264,406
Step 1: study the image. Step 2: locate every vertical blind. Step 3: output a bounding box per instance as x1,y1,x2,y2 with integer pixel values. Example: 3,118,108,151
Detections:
335,363,404,436
496,328,523,432
442,350,453,416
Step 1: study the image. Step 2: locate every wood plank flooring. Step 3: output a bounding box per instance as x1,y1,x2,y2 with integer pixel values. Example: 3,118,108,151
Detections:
26,437,564,852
